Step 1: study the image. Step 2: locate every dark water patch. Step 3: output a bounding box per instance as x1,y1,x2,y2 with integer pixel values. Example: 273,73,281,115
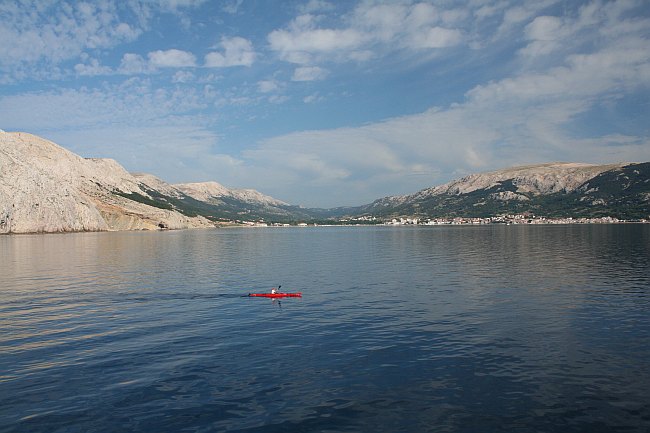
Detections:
1,226,649,432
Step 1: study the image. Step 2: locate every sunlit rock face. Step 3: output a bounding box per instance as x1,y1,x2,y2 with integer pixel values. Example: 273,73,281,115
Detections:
0,131,212,234
175,181,288,207
368,162,626,208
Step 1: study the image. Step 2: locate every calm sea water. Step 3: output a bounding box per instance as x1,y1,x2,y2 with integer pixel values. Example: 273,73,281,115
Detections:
1,225,649,433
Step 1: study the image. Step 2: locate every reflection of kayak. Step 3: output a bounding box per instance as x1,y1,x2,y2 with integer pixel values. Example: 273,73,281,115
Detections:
248,292,302,298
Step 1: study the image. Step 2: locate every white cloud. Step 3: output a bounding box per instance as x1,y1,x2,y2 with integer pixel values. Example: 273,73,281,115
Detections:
3,0,649,208
303,93,324,103
440,8,470,25
473,2,508,21
244,81,650,206
157,0,210,11
0,1,141,80
148,49,197,68
74,58,112,76
349,3,408,43
244,1,650,206
292,66,328,81
222,0,244,14
496,0,560,35
204,37,256,67
244,106,499,203
258,80,280,93
518,15,564,58
0,78,207,130
268,95,290,104
46,124,244,186
267,2,467,68
518,0,650,62
172,70,195,83
299,0,335,14
118,53,152,74
411,27,463,49
268,14,365,64
526,15,562,41
0,76,238,184
0,1,222,81
119,49,201,75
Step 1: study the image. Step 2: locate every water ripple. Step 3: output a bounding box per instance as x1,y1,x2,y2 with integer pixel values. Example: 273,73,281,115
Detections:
1,226,649,432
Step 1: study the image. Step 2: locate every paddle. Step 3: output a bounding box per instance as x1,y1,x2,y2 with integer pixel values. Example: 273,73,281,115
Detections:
244,284,282,297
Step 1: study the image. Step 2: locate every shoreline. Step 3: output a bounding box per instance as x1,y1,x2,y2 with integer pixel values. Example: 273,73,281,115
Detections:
1,218,648,235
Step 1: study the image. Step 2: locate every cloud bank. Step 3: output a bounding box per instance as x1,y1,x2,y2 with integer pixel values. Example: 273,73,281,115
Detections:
0,0,649,207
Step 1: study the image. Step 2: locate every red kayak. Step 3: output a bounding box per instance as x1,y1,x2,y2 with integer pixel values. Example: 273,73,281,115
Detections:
248,292,302,298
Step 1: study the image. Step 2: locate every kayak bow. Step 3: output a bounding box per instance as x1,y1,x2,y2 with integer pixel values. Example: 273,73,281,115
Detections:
248,292,302,298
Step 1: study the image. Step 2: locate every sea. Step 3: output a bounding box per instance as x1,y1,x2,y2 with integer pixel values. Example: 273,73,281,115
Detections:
1,225,649,433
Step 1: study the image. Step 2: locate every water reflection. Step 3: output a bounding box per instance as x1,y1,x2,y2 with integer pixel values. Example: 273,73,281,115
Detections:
1,225,649,432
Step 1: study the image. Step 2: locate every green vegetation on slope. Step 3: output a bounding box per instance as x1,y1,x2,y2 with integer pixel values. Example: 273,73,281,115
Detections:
116,163,650,223
343,163,650,220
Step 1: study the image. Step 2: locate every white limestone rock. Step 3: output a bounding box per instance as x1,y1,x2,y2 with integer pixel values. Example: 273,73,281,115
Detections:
132,173,185,198
0,132,213,234
383,162,627,206
175,181,288,207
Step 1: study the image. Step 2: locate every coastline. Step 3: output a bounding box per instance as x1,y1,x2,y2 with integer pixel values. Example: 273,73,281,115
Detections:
3,216,647,235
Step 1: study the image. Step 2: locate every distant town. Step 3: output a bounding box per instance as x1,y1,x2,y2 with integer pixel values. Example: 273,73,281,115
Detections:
237,214,648,227
377,215,648,225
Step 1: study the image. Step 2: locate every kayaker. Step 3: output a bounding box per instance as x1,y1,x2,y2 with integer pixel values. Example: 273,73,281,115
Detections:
271,287,278,294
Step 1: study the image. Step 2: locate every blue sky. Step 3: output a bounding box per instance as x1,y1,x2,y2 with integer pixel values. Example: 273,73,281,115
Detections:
1,0,649,207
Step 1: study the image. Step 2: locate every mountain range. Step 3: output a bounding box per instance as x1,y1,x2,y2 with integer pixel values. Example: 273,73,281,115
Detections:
344,162,650,220
0,132,308,233
1,131,648,233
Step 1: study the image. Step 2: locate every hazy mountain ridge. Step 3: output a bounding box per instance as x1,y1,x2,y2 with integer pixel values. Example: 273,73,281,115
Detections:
1,131,648,234
0,131,316,233
0,132,220,233
131,173,312,222
175,181,289,207
350,162,650,219
370,163,622,207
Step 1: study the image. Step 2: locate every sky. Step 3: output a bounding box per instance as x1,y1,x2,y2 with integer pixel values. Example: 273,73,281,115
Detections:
1,0,649,208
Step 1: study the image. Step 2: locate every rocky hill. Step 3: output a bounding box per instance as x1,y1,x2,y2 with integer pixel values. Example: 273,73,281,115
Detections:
348,162,650,220
172,181,310,221
137,176,311,222
0,131,300,234
174,181,286,206
0,131,217,233
2,131,648,233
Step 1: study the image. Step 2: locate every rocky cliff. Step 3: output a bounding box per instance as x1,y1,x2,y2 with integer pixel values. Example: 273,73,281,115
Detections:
175,181,288,207
2,131,647,232
0,131,213,233
355,162,650,219
373,163,623,207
